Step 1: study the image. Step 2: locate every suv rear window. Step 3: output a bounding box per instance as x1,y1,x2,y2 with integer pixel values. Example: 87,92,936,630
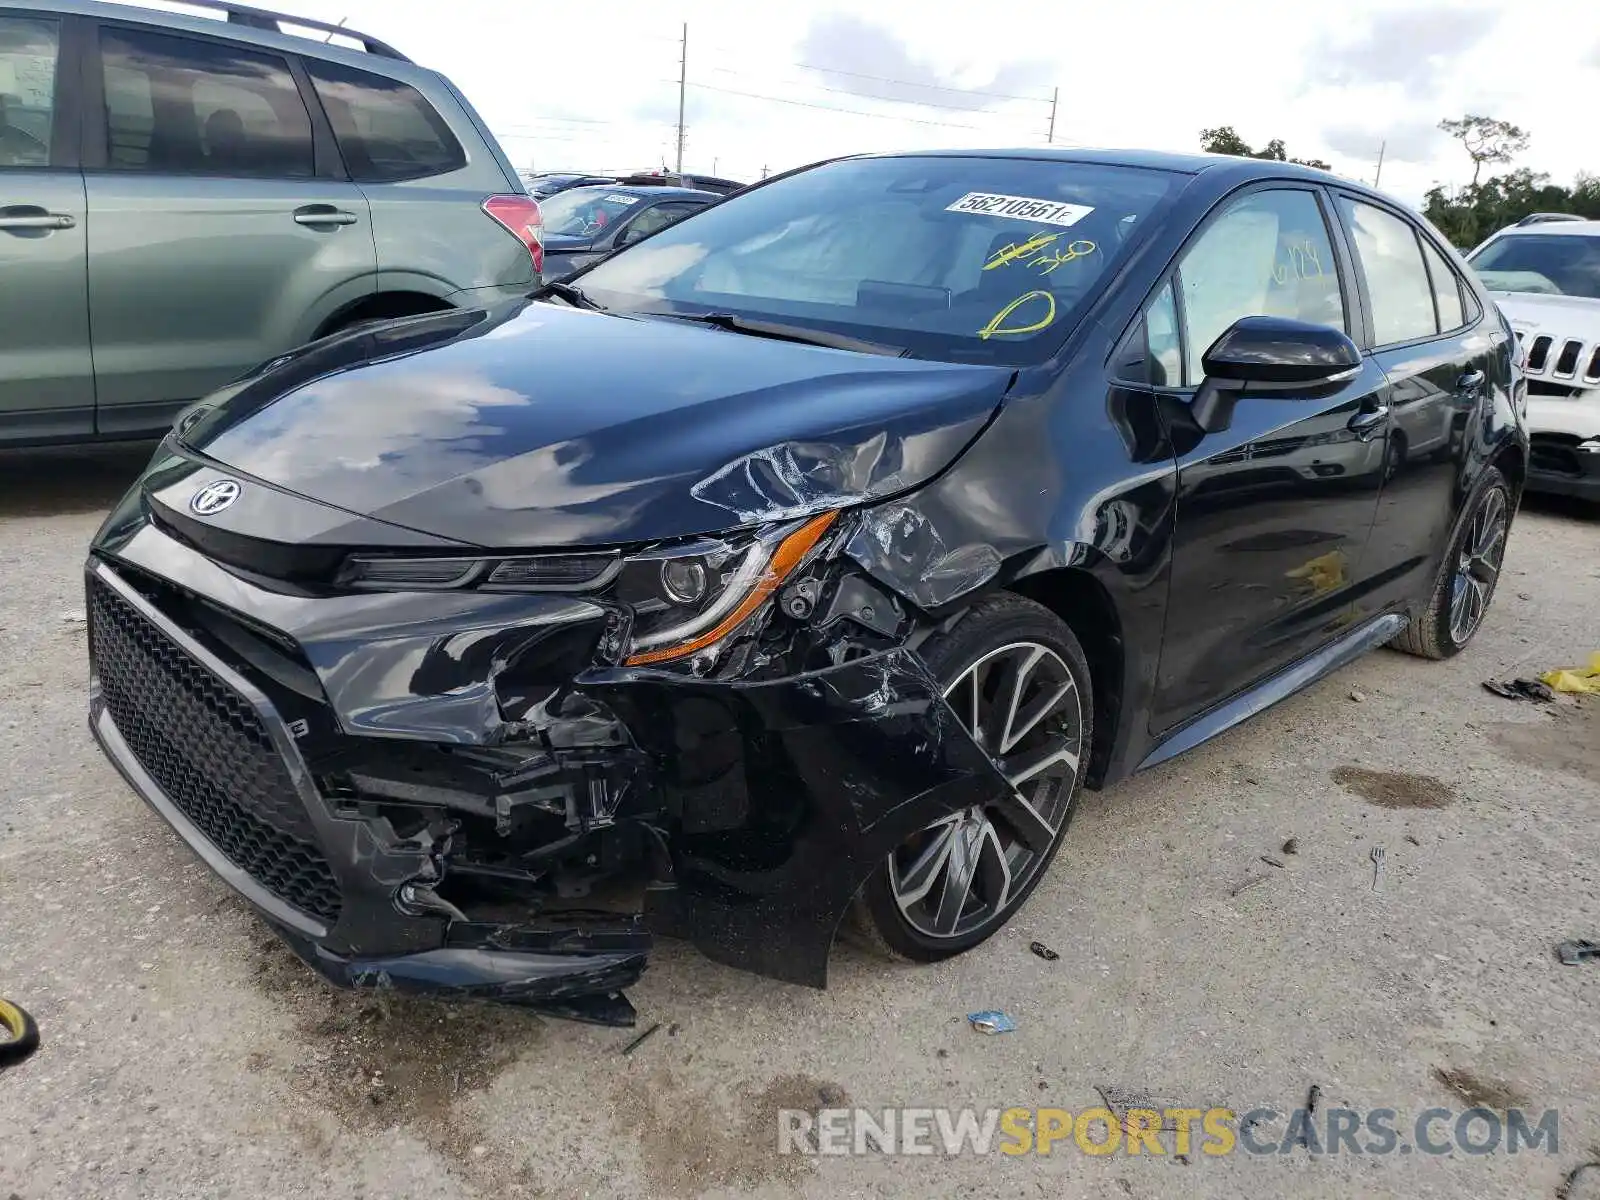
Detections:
100,26,314,177
576,155,1183,366
307,60,464,183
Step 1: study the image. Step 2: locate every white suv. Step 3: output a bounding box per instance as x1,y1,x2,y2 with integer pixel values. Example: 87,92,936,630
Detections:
1469,220,1600,501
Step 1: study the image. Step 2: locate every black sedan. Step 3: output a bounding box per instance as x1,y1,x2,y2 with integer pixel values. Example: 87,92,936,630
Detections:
87,149,1526,1024
520,171,616,199
538,184,718,281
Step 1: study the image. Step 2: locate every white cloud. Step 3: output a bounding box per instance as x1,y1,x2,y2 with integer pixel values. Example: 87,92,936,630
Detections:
209,0,1594,205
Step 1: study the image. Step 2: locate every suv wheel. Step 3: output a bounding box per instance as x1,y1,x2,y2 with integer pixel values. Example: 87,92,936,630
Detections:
1391,467,1512,659
855,594,1092,962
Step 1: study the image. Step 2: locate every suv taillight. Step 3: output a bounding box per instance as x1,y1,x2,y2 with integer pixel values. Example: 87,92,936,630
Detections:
483,194,544,275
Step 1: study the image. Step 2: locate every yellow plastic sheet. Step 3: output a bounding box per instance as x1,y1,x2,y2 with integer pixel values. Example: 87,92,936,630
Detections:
1541,652,1600,695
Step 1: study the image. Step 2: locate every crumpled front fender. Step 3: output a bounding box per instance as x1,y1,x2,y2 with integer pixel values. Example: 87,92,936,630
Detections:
586,648,1005,987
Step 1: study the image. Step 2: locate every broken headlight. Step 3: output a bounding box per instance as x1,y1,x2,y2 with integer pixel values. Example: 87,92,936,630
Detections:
337,512,840,666
618,512,838,666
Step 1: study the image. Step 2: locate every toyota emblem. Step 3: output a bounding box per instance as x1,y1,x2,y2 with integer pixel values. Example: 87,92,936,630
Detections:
190,479,242,516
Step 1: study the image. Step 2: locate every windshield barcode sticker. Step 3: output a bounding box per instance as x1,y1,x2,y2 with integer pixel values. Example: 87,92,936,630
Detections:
946,193,1094,226
604,194,640,205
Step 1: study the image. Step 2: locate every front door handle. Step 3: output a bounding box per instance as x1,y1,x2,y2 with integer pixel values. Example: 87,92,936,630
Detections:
293,206,358,227
1457,369,1486,392
0,211,75,231
1348,405,1390,440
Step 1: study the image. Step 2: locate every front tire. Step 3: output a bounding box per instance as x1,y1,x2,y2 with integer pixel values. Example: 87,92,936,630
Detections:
1391,466,1512,660
856,594,1093,962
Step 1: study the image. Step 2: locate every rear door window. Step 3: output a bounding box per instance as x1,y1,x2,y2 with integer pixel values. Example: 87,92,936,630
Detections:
99,26,314,177
0,15,59,167
1339,198,1438,346
1419,238,1465,331
306,60,464,183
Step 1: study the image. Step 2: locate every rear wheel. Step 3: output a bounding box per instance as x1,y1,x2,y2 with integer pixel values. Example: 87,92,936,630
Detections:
1391,467,1512,659
855,594,1092,962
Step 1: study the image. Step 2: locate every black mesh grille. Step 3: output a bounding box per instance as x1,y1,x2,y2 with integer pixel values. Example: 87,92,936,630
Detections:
90,574,343,924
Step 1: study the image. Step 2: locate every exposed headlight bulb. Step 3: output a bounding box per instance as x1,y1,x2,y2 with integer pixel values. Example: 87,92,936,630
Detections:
660,558,709,604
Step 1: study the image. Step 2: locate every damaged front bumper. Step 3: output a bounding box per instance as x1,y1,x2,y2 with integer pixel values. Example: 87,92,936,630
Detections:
86,520,1003,1024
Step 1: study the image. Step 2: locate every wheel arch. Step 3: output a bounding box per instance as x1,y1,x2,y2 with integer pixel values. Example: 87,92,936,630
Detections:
1488,438,1527,502
313,291,454,340
1003,566,1126,789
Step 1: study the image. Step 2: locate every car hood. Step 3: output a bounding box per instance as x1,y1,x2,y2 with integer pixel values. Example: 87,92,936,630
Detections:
1493,291,1600,343
181,301,1011,549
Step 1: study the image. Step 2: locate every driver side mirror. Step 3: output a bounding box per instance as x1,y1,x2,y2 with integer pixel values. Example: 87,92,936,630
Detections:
1191,316,1362,433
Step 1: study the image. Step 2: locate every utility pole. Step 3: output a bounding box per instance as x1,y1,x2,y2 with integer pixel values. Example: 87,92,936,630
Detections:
1373,139,1386,188
1046,86,1058,144
674,23,688,174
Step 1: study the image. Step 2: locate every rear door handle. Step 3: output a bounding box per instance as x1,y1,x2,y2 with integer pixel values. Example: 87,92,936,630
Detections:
1457,369,1486,392
293,206,358,227
0,212,75,230
1348,405,1390,440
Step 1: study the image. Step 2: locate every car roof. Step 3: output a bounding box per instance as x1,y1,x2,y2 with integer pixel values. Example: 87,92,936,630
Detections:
834,146,1433,210
1493,220,1600,237
562,184,718,201
24,0,432,79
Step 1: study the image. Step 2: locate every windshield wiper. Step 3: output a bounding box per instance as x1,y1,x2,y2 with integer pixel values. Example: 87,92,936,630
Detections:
660,311,908,357
529,280,606,311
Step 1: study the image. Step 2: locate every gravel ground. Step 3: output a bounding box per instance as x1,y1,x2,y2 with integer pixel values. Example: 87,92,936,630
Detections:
2,444,1597,1200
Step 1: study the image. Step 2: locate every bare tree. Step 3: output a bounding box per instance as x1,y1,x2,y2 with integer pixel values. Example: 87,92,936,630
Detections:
1438,115,1530,185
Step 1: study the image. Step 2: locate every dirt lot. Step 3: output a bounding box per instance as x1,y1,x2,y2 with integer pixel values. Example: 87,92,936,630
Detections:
2,445,1597,1200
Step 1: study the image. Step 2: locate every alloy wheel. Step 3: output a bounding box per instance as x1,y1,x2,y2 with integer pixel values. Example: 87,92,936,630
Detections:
1448,486,1508,646
887,642,1084,940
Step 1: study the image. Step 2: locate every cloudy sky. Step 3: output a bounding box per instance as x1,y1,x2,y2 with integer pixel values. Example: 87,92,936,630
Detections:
182,0,1598,205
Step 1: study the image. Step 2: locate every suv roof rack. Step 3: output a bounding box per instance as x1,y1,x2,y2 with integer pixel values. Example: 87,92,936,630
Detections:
159,0,411,60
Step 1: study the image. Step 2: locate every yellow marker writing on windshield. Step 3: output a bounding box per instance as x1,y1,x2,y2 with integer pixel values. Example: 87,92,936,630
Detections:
979,291,1057,339
1034,240,1097,274
984,232,1060,271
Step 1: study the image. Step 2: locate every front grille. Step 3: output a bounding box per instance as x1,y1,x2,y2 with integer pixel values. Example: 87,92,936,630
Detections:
1528,335,1552,372
1521,332,1600,384
90,574,343,924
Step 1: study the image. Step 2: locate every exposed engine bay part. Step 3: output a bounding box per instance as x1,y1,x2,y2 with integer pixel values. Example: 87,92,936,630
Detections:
86,515,1011,1019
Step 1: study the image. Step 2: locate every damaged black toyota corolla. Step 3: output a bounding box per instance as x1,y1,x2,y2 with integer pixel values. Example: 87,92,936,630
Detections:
88,150,1527,1024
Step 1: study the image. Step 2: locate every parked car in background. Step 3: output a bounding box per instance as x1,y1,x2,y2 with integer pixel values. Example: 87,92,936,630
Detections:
0,0,541,447
520,170,617,199
1468,219,1600,500
615,169,744,195
539,184,717,281
87,149,1524,1021
1515,213,1588,228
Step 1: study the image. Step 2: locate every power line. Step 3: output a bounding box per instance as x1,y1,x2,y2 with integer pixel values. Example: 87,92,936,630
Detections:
791,61,1053,105
684,81,1020,132
703,65,1034,116
499,115,631,127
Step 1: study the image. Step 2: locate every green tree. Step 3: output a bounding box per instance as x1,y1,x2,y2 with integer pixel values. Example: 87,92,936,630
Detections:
1438,115,1530,185
1422,167,1600,250
1198,126,1331,171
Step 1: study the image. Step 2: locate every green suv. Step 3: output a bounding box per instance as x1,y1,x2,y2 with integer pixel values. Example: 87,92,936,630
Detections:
0,0,542,446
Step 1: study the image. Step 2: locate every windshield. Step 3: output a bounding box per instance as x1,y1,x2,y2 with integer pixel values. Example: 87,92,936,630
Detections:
573,155,1184,365
1470,234,1600,299
538,187,645,236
